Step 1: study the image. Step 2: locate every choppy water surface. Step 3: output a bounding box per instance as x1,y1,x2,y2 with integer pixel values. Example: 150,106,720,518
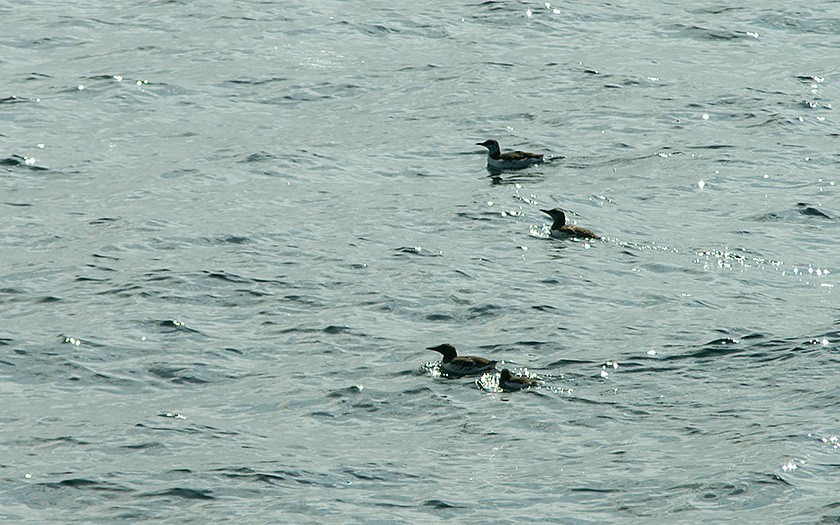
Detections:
2,1,839,522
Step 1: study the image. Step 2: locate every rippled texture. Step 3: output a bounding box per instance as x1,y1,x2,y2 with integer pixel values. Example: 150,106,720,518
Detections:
2,0,839,522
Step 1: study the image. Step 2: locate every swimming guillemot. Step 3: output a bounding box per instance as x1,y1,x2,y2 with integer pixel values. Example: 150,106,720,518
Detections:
541,208,600,240
427,344,497,376
476,139,544,170
498,368,539,392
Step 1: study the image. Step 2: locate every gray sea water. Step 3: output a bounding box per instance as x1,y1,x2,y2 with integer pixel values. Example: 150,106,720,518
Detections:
2,1,839,522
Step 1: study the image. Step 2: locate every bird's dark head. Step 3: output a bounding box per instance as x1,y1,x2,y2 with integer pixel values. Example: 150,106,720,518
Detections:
499,368,512,381
426,344,457,360
541,208,566,224
476,139,498,148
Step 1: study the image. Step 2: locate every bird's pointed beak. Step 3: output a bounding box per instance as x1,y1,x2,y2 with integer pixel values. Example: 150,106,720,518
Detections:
540,209,551,215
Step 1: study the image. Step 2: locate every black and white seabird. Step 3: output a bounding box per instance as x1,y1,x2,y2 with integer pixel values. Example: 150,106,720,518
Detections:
541,208,600,240
498,368,539,392
476,139,544,170
427,344,497,376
